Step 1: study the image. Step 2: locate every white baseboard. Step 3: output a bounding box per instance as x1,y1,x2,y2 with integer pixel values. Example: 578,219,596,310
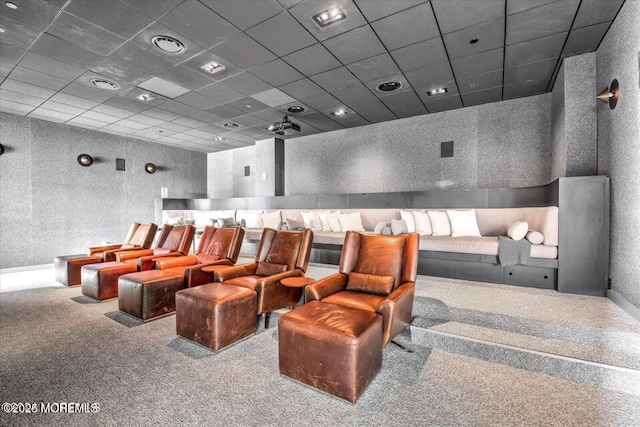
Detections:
0,263,54,274
608,289,640,322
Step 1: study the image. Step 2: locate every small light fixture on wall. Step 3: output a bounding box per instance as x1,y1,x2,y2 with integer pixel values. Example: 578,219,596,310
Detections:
77,154,93,167
597,79,619,110
145,163,157,174
0,143,5,156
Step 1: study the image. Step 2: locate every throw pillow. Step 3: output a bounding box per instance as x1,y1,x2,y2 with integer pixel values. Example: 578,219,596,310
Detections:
412,210,432,235
243,212,263,228
381,227,392,235
286,218,307,231
390,218,408,235
346,272,395,296
300,211,313,228
262,211,282,229
526,230,544,245
338,212,365,232
507,221,529,241
216,217,236,228
427,211,451,236
374,221,389,234
400,210,416,233
255,261,288,276
318,211,341,231
446,209,481,237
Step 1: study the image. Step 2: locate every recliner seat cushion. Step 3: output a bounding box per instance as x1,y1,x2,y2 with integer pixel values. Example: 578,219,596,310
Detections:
322,290,385,313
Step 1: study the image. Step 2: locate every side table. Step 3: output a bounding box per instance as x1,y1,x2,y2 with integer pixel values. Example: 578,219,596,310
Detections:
280,276,316,305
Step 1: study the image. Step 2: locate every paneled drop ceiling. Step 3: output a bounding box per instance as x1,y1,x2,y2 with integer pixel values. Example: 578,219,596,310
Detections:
0,0,625,153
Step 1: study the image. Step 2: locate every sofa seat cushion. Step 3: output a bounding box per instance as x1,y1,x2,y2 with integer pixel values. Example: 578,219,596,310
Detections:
530,245,558,259
322,290,385,313
421,236,499,256
225,275,261,291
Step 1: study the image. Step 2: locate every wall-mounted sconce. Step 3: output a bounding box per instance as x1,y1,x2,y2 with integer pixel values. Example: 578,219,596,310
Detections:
0,143,5,156
145,163,157,174
77,154,93,167
597,79,619,110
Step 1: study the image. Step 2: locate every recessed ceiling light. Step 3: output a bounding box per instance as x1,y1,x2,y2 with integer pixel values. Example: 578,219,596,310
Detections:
313,6,346,27
331,109,347,116
287,105,305,114
90,78,119,90
246,104,252,108
469,38,479,44
214,137,226,141
427,87,448,96
376,81,402,92
151,35,185,53
0,27,5,33
200,60,226,74
5,2,18,9
136,93,155,102
223,122,239,128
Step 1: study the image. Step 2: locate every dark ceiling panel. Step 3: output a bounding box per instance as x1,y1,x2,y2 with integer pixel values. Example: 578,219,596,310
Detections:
371,2,439,50
300,92,343,112
8,66,69,91
120,0,184,20
66,0,154,39
504,57,556,85
405,62,455,90
573,0,624,28
0,15,41,49
451,48,503,78
159,1,239,49
506,0,560,15
30,33,104,69
278,78,326,100
46,12,126,56
16,51,86,81
210,33,277,69
390,102,428,119
0,0,59,31
391,37,448,72
354,0,428,23
219,71,273,96
423,95,464,113
198,82,245,104
175,92,220,110
442,18,505,60
159,65,215,91
379,90,423,108
506,0,580,45
104,95,152,113
246,12,317,57
503,78,548,99
457,69,503,94
347,53,402,83
282,43,342,76
323,25,387,65
90,58,153,86
249,59,305,87
50,92,100,110
201,0,283,30
62,82,115,103
108,40,178,75
289,0,368,42
360,107,397,123
432,0,505,34
504,32,567,67
181,51,243,82
309,66,360,92
1,87,46,107
226,97,271,114
562,21,610,58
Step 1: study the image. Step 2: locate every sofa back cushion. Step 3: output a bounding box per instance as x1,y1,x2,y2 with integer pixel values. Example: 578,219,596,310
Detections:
475,207,558,246
346,271,395,296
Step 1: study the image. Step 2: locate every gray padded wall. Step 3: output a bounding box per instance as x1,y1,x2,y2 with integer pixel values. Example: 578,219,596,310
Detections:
551,64,567,180
596,0,640,308
0,113,207,269
284,94,552,195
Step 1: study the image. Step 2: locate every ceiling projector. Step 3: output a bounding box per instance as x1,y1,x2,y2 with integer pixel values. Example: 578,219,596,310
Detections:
267,115,301,135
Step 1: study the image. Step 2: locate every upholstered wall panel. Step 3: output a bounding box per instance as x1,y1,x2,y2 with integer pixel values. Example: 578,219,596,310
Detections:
0,113,207,269
596,0,640,308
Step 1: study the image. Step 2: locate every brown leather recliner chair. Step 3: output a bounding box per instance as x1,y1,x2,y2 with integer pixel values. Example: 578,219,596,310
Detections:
214,228,314,315
116,225,195,271
153,226,245,287
90,222,158,261
305,231,419,345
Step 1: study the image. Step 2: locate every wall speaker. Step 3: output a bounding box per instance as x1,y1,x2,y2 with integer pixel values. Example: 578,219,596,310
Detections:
77,154,93,167
441,141,454,158
244,166,250,177
116,158,125,171
145,163,157,174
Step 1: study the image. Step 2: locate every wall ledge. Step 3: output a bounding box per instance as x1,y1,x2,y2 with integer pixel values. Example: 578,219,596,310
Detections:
608,289,640,322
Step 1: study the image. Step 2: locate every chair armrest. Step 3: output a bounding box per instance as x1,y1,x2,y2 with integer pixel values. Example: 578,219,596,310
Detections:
101,246,140,261
376,282,415,346
155,255,198,270
88,243,122,254
213,262,258,282
254,269,304,313
137,252,181,271
116,249,153,262
305,273,348,302
184,260,235,287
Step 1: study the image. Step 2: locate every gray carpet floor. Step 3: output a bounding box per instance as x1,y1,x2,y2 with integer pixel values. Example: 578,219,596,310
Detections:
2,276,640,426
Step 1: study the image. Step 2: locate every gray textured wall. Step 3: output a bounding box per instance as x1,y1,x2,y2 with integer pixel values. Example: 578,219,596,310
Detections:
596,0,640,308
0,113,207,269
284,94,551,195
208,138,280,198
551,64,567,180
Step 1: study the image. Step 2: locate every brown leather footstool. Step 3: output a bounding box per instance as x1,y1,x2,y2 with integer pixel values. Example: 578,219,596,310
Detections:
55,254,102,286
118,270,185,321
278,301,383,403
81,261,138,301
175,283,257,351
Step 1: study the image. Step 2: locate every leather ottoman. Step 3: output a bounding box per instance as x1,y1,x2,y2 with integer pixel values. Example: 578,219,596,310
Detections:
54,254,102,286
278,301,383,403
118,270,185,321
81,261,138,301
175,283,257,351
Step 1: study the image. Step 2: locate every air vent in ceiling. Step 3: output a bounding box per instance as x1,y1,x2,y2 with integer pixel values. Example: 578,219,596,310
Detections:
151,35,185,53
